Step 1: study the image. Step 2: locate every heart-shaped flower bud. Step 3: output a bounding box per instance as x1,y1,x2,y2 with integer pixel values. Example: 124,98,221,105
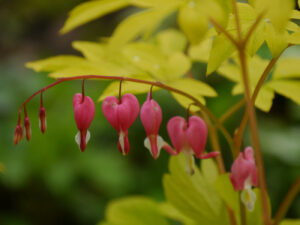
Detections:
230,147,258,211
39,106,47,133
140,93,165,159
24,116,31,141
167,116,219,174
14,124,23,146
73,93,95,152
102,93,139,155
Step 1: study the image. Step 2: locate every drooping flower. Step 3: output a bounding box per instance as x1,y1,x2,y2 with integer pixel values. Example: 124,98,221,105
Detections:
24,115,31,141
39,106,47,133
167,116,219,174
140,92,167,159
102,93,139,155
14,124,23,146
73,93,95,152
230,146,258,211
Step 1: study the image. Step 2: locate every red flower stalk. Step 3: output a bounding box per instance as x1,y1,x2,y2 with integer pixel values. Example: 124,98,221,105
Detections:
102,93,139,155
230,146,258,211
73,93,95,152
167,116,219,174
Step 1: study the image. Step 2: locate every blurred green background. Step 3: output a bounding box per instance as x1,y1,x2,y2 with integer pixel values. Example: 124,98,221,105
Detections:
0,0,300,224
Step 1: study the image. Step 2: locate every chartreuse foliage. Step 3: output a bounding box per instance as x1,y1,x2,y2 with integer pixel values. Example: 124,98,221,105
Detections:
98,154,299,225
26,0,300,112
25,0,300,224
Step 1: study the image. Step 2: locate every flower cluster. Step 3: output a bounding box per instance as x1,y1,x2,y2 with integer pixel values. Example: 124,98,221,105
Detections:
14,85,220,174
14,79,259,211
101,90,220,175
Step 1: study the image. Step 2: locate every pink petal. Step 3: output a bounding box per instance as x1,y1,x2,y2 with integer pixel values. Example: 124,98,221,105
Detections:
186,116,207,158
73,93,95,131
117,94,140,131
167,116,187,153
140,93,162,136
102,96,119,130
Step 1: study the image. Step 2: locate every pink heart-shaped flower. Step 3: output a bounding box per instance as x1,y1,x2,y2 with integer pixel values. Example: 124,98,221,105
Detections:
167,115,218,159
140,93,163,159
73,93,95,152
102,93,139,155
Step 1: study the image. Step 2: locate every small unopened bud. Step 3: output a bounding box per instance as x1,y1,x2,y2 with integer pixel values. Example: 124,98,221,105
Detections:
14,124,23,146
24,116,31,141
39,106,47,133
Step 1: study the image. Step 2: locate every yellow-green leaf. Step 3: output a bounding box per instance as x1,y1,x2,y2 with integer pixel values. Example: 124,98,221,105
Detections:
165,52,191,80
156,29,187,55
267,80,300,105
122,42,167,79
207,34,235,74
60,0,129,34
177,1,208,45
273,58,300,79
72,41,106,61
265,23,289,58
217,56,275,112
286,22,300,32
130,0,181,8
158,203,197,225
163,154,230,225
169,78,216,110
109,6,178,49
104,196,170,225
170,78,217,97
253,0,294,32
253,87,274,112
213,174,239,213
201,158,219,185
280,219,300,225
289,31,300,45
291,10,300,20
26,55,86,72
188,37,213,62
246,19,265,56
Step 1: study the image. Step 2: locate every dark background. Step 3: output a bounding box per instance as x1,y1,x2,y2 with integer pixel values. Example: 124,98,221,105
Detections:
0,0,300,224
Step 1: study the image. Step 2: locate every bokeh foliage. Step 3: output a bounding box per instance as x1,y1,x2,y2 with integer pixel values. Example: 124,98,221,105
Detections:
1,0,300,225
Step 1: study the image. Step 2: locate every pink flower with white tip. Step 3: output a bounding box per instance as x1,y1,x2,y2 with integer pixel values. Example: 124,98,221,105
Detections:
73,93,95,152
230,146,258,211
167,116,219,175
102,93,139,155
140,92,175,159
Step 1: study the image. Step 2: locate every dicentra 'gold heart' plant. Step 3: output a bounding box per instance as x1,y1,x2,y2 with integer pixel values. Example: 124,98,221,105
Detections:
14,0,300,224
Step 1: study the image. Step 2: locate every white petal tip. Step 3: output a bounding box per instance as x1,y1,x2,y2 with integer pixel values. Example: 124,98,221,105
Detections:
75,130,91,148
241,188,256,212
144,135,164,158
